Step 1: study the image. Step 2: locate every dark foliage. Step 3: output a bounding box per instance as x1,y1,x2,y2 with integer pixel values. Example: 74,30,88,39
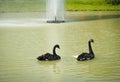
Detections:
105,0,120,5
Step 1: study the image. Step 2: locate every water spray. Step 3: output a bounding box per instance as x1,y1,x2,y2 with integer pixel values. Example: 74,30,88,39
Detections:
46,0,65,23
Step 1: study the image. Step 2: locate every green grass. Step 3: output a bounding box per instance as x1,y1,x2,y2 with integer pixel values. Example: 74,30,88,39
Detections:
0,0,120,12
66,0,120,11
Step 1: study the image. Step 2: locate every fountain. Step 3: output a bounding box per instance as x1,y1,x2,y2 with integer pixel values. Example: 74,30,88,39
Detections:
46,0,65,23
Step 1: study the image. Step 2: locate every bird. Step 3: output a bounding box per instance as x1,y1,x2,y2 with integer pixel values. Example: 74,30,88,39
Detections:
37,44,61,61
74,39,95,61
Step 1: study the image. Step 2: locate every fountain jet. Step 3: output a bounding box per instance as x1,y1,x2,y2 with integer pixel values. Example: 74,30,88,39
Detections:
46,0,65,23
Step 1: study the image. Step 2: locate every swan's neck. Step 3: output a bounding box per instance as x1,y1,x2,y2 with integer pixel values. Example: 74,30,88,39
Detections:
53,46,57,55
88,41,94,54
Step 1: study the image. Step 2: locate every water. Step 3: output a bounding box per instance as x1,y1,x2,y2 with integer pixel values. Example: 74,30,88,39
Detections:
0,11,120,82
46,0,64,22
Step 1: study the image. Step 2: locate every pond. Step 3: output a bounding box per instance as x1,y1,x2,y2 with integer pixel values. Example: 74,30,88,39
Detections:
0,11,120,82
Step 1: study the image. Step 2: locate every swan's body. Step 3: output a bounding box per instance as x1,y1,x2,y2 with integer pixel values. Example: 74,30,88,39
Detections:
75,39,95,61
37,44,61,61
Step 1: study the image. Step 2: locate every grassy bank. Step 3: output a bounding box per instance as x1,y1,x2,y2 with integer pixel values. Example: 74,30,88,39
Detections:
66,0,120,11
0,0,120,12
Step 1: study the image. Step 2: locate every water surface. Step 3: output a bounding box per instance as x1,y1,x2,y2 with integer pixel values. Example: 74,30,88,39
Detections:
0,11,120,82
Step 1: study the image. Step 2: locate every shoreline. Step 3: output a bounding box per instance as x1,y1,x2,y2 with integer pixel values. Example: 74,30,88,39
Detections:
0,10,120,13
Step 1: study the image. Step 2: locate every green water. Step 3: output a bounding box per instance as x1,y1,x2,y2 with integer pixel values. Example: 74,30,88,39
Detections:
0,11,120,82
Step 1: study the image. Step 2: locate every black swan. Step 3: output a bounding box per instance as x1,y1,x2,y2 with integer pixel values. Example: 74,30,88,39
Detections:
37,44,61,61
74,39,95,61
